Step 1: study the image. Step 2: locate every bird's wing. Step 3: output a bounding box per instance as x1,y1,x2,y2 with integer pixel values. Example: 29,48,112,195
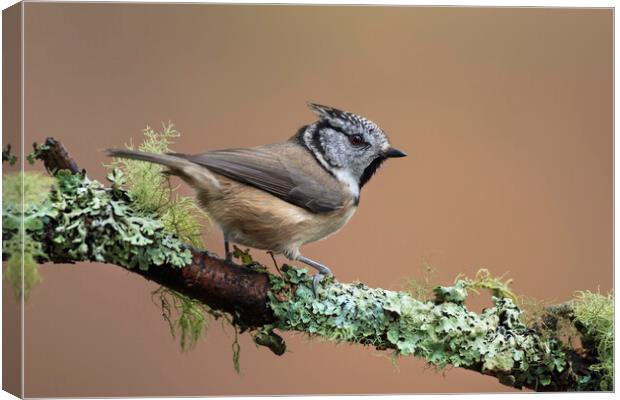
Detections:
181,144,345,213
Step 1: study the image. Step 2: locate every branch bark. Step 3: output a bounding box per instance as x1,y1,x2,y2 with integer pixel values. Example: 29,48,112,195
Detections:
5,138,607,392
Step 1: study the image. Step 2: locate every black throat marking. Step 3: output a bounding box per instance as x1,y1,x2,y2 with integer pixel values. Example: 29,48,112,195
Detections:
359,156,386,188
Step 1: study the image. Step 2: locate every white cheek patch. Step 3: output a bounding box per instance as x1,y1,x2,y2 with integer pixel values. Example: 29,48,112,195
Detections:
333,169,360,199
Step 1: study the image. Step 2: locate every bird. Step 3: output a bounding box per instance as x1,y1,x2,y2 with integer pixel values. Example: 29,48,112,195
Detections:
106,103,407,290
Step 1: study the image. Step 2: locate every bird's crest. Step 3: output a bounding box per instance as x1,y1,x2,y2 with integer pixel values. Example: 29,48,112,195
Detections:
307,102,380,133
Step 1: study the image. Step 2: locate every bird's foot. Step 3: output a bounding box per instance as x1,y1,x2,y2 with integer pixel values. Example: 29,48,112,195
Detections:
312,273,325,295
311,271,335,296
294,255,334,296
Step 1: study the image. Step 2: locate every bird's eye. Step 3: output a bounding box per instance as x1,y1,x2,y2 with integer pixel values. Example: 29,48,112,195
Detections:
349,134,364,146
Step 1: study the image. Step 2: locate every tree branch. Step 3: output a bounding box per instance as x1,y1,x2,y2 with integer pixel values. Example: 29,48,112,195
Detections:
4,138,609,392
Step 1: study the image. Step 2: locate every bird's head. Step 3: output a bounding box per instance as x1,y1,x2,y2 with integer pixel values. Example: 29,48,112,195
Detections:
300,103,407,191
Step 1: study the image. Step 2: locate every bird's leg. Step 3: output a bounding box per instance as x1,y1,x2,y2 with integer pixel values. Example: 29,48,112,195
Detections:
296,255,333,295
267,251,283,277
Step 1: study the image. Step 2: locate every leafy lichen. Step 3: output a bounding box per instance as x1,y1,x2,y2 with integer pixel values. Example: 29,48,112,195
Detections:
51,169,192,269
3,169,192,274
268,265,569,390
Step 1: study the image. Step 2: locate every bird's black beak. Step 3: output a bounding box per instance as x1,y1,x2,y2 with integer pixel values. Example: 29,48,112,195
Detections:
384,147,407,158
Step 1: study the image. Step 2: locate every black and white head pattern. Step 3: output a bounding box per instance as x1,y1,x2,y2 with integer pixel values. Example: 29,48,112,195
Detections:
299,103,394,199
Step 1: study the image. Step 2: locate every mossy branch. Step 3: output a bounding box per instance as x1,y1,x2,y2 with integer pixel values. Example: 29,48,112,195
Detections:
1,138,612,392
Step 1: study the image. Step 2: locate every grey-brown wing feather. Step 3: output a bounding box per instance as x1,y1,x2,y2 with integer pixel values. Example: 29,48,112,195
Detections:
179,146,344,213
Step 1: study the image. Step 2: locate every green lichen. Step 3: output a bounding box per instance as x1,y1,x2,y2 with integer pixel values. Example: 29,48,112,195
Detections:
572,290,613,390
2,171,56,297
3,169,192,273
268,265,569,390
108,123,209,248
50,169,192,269
454,269,518,304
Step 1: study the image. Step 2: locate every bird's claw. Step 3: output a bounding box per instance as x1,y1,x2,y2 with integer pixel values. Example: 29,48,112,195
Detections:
312,272,333,296
294,255,333,296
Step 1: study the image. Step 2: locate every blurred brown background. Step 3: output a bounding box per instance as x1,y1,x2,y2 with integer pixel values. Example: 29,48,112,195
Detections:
6,3,613,396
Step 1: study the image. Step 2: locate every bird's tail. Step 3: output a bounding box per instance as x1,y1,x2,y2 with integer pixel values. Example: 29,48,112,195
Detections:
105,149,192,171
105,149,220,191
